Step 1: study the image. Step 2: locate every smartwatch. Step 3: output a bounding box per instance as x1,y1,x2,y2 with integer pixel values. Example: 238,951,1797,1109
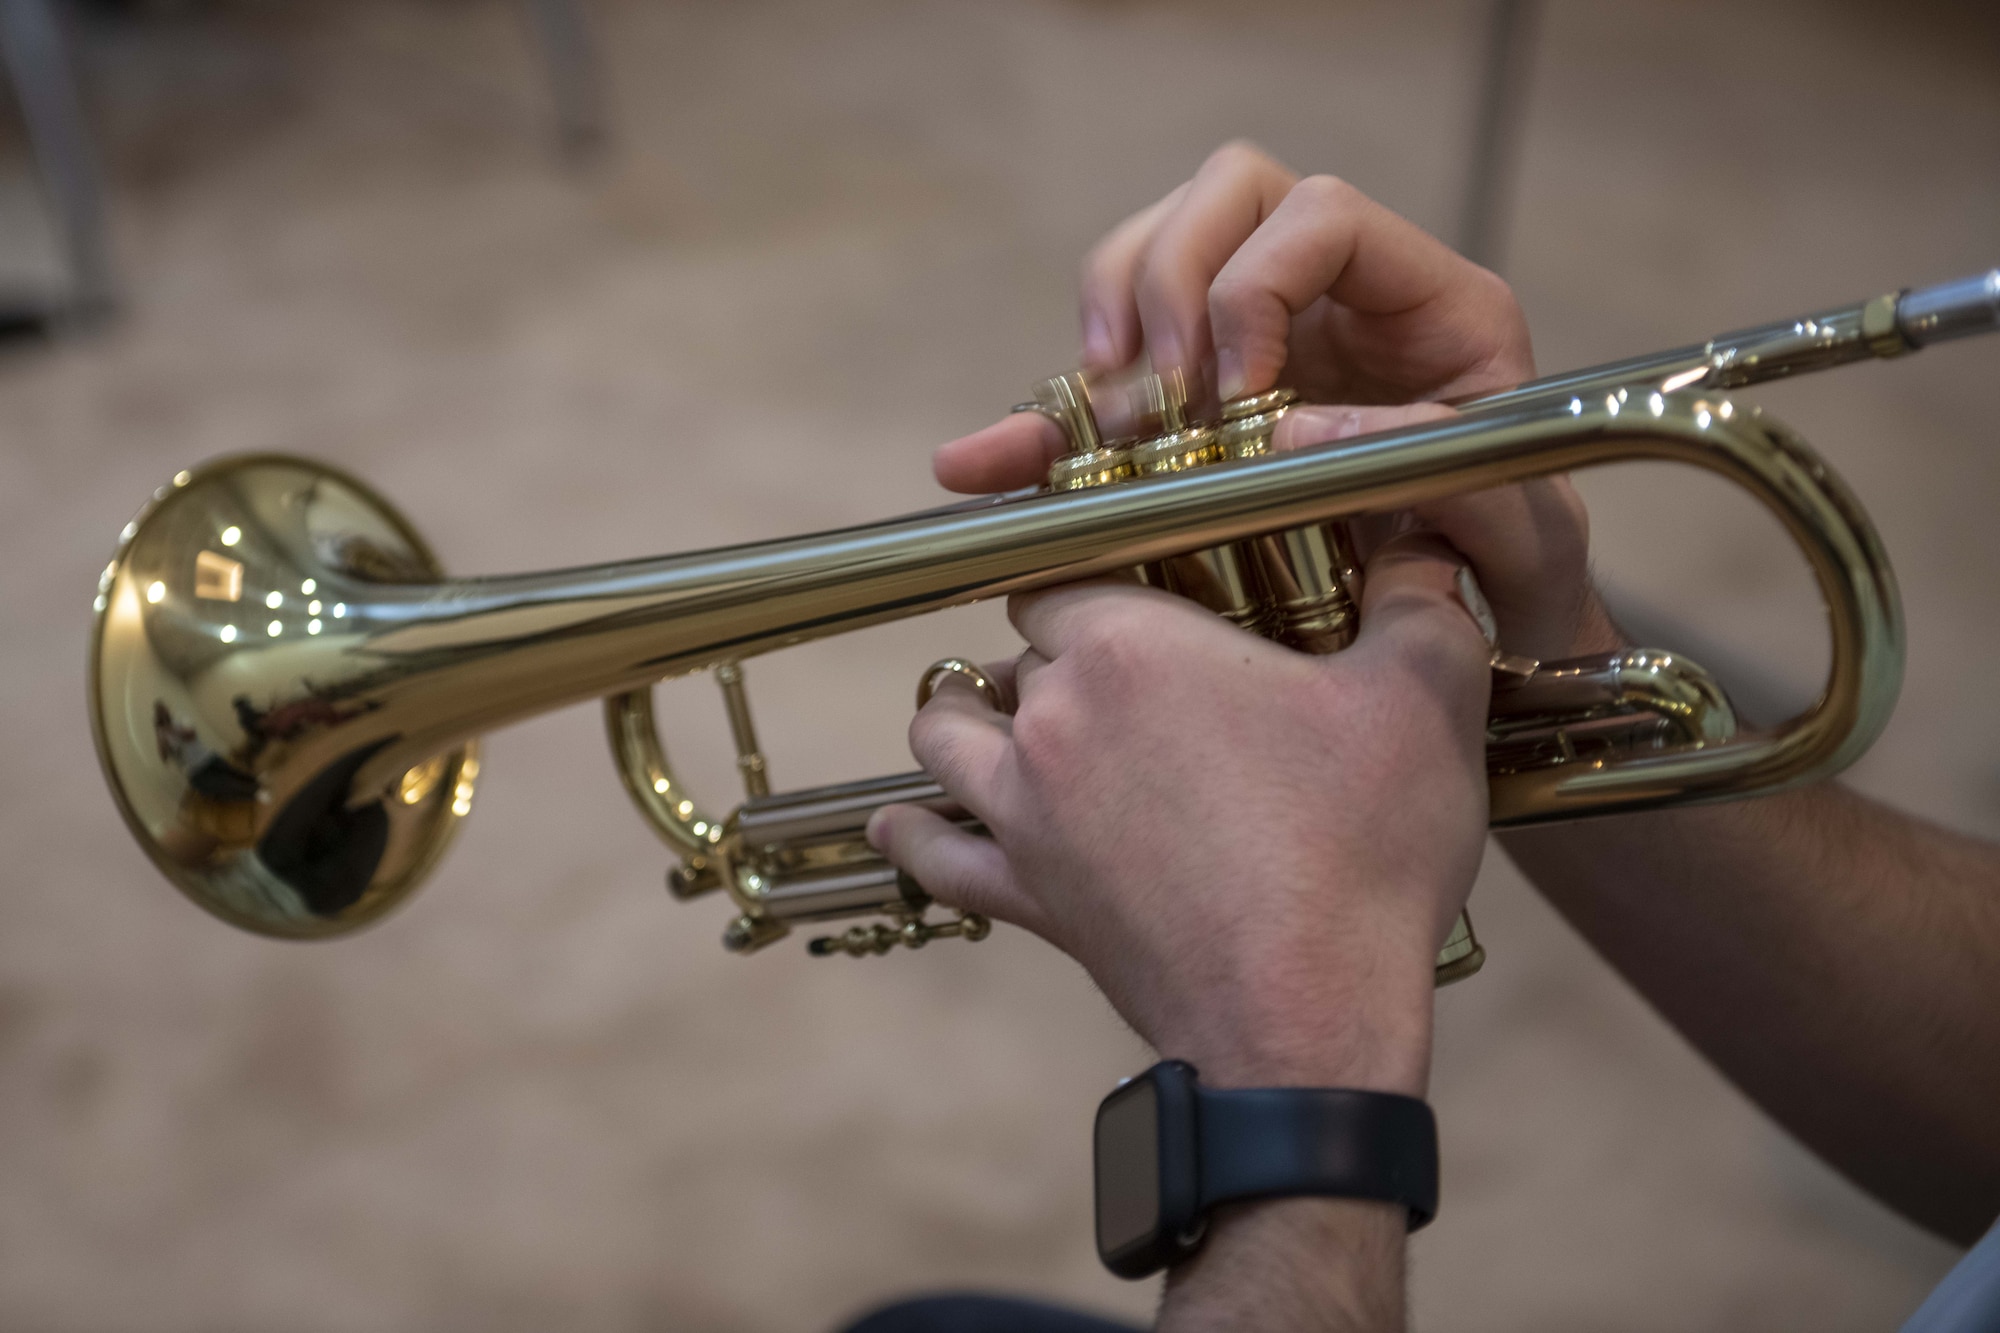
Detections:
1092,1059,1438,1279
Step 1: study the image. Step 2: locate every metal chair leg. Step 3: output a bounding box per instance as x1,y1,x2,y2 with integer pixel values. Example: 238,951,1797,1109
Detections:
522,0,607,160
0,0,116,323
1456,0,1541,275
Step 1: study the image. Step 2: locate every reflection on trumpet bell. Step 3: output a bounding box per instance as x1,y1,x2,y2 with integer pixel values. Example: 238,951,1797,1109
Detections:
91,457,481,939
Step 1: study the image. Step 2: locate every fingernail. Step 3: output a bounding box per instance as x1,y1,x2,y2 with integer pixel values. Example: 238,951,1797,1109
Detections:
864,808,888,851
1216,347,1245,401
1151,328,1184,375
1082,309,1115,369
1453,566,1501,649
1282,405,1370,448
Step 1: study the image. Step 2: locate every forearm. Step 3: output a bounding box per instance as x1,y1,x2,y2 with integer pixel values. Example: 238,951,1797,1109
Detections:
1159,1200,1405,1332
1500,782,2000,1241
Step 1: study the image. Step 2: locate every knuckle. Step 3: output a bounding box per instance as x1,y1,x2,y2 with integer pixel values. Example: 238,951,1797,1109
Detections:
1009,695,1077,773
1206,268,1258,310
1385,616,1481,690
1202,137,1299,190
1460,262,1526,326
1016,704,1080,780
927,858,986,911
1207,272,1286,340
908,713,974,789
904,840,996,917
1468,261,1512,302
1003,590,1038,636
1205,138,1271,175
1079,237,1122,292
1290,172,1362,214
1126,241,1165,300
1068,612,1154,682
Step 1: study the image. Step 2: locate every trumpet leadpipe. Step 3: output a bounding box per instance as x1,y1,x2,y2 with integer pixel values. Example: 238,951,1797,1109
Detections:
1467,269,2000,414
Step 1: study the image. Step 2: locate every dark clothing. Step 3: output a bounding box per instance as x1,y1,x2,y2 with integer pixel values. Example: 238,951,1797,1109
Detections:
838,1294,1143,1333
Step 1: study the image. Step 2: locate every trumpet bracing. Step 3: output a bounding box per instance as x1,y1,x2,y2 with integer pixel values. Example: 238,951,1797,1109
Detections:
90,271,1997,971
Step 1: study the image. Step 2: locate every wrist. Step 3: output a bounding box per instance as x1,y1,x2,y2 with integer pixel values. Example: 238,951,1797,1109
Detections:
1157,944,1438,1096
1168,1014,1433,1096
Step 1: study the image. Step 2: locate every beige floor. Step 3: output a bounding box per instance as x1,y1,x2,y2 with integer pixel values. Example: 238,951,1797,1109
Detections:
3,1,1997,1329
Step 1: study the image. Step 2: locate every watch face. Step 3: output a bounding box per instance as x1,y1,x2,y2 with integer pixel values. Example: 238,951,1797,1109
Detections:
1094,1078,1162,1259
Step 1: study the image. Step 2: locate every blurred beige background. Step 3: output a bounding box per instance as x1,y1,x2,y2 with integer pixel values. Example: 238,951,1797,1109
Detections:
2,1,1996,1329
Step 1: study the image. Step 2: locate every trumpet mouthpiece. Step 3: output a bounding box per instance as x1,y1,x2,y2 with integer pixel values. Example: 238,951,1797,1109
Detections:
1897,269,2000,347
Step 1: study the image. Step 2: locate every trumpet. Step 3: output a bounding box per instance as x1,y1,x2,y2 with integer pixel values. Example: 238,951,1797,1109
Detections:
91,271,1996,973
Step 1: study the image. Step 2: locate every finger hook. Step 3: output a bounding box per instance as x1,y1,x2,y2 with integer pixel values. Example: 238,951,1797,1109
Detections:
916,657,1003,712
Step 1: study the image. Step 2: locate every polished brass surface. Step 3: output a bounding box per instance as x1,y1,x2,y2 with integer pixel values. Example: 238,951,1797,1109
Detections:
1486,649,1736,778
604,685,727,898
90,456,480,938
714,662,770,799
916,658,1003,712
1123,372,1274,632
93,276,1996,959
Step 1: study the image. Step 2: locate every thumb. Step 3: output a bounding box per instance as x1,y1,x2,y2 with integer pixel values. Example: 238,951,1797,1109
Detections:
934,412,1065,494
1351,530,1494,726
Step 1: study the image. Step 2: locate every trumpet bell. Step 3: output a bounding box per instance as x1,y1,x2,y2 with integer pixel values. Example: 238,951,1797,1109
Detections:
88,456,480,939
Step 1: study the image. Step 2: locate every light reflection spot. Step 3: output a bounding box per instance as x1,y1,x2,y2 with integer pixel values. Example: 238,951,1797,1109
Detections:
173,470,192,487
308,619,323,635
220,526,242,547
676,799,693,817
221,624,238,643
653,777,669,794
692,821,708,836
1696,409,1712,429
301,578,317,594
265,590,283,609
1648,392,1665,417
1568,397,1582,416
145,581,166,604
332,603,347,618
307,600,322,615
268,620,283,637
194,550,244,602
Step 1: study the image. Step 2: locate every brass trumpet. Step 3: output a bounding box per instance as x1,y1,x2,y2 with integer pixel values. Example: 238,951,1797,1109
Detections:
90,272,1996,971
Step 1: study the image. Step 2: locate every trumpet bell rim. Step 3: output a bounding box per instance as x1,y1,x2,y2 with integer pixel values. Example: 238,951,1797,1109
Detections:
88,454,479,939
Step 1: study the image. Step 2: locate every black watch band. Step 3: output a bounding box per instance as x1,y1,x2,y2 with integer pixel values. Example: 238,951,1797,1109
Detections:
1093,1060,1439,1279
1197,1084,1437,1226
